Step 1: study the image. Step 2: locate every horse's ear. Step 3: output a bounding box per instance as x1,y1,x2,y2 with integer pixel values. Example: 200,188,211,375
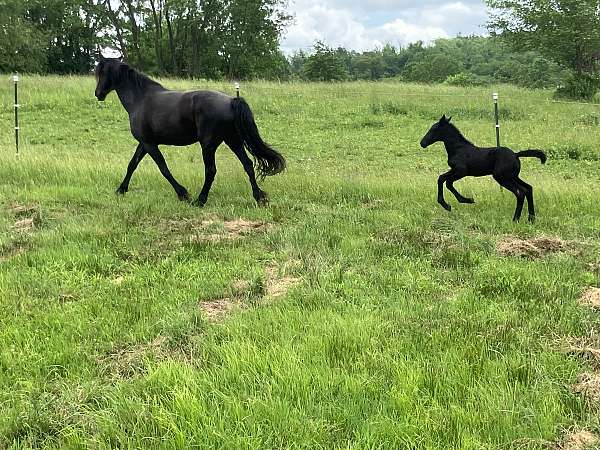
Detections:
447,116,452,122
440,114,447,123
118,55,124,62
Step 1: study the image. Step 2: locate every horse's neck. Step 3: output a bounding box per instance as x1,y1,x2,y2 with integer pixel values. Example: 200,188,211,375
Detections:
115,80,162,114
442,130,472,157
115,86,141,114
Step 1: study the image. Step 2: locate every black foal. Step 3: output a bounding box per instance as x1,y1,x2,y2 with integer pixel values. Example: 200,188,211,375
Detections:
420,115,547,222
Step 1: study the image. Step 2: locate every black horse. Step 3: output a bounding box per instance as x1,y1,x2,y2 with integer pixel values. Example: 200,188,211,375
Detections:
94,56,285,206
420,115,546,222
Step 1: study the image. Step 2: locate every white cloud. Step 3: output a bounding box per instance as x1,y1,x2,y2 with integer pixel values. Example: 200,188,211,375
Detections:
281,0,488,53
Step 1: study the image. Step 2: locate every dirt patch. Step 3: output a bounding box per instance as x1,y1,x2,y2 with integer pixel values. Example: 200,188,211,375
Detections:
361,199,385,209
264,262,301,301
580,288,600,309
6,201,39,217
161,217,270,243
573,372,600,406
97,336,185,379
11,218,35,232
200,297,245,322
555,429,599,450
0,244,26,263
6,201,42,233
557,338,600,368
497,235,569,258
111,275,126,285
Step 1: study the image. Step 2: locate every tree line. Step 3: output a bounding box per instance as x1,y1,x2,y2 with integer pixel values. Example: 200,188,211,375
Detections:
0,0,290,79
0,0,598,99
289,38,568,90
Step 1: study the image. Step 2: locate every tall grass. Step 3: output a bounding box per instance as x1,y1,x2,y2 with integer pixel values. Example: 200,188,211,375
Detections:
1,76,600,448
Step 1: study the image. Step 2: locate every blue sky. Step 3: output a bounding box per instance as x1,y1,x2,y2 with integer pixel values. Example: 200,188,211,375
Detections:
281,0,489,53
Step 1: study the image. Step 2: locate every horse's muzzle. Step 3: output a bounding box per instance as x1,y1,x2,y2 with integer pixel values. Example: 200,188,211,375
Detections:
95,91,107,101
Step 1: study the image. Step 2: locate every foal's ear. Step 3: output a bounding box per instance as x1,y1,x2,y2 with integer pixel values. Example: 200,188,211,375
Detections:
447,116,452,122
440,114,447,123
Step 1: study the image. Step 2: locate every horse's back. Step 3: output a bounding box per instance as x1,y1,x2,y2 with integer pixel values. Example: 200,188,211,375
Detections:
188,90,235,121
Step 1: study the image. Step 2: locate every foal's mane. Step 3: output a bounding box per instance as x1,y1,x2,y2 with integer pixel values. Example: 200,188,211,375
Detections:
444,121,474,146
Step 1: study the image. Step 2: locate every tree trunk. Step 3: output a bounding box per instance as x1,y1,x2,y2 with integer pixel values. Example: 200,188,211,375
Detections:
104,0,127,59
165,2,178,74
149,0,163,71
123,0,142,65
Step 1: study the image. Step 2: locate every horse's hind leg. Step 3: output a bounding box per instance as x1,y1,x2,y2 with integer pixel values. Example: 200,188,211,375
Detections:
117,143,147,195
516,177,535,222
145,144,190,201
225,136,268,205
495,176,525,222
195,139,222,207
446,176,474,204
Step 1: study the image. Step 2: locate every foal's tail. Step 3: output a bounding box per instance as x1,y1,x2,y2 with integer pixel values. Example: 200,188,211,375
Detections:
232,97,286,178
516,150,547,164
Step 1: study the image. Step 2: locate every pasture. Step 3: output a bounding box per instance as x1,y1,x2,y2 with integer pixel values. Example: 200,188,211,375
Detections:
1,76,600,449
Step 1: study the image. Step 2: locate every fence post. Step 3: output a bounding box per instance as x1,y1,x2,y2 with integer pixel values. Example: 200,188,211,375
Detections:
13,73,20,156
493,92,500,147
235,82,240,98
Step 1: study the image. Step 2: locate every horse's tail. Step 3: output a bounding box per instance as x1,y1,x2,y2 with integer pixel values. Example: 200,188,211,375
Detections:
232,97,286,178
516,150,547,164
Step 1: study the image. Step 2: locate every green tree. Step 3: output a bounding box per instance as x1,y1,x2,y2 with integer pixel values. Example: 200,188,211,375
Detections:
487,0,600,99
301,41,349,81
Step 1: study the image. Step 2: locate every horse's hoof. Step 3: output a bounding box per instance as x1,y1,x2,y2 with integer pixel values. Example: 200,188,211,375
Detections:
440,203,451,212
178,190,190,202
528,215,536,223
256,195,269,207
461,198,475,204
192,197,207,207
116,187,127,196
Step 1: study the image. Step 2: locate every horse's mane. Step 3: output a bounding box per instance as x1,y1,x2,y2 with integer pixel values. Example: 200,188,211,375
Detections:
117,62,163,91
445,121,473,146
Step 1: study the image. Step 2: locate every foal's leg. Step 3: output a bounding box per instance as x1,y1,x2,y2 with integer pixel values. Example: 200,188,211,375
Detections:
194,139,222,207
145,144,190,201
225,136,268,205
437,170,455,211
117,143,147,195
495,177,525,222
446,175,475,204
516,177,535,222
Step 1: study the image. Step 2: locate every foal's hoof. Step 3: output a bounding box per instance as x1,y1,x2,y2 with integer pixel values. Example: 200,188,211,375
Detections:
440,203,452,212
192,197,207,208
177,190,190,202
528,215,536,223
461,198,475,204
116,187,127,196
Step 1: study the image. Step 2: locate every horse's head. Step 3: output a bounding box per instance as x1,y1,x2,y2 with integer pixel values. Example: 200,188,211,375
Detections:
94,55,123,101
420,115,453,148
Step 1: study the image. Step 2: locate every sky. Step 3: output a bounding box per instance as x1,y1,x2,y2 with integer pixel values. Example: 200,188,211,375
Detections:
281,0,489,53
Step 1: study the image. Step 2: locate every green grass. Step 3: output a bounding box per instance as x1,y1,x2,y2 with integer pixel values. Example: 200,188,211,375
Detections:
1,75,600,449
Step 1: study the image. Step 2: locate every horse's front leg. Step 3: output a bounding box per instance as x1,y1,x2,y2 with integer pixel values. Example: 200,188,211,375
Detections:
117,143,147,195
145,144,189,201
437,170,454,211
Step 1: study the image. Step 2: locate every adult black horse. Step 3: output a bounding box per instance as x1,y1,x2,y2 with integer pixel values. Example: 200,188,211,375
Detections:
94,56,285,206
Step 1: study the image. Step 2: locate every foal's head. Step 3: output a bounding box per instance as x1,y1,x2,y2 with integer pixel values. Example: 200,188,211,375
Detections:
420,115,454,148
94,55,124,101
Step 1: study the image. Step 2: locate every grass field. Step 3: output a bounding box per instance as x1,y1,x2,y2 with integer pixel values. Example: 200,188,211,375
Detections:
1,75,600,449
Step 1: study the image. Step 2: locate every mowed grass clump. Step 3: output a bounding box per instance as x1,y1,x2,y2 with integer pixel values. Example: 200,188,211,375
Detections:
1,76,600,448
